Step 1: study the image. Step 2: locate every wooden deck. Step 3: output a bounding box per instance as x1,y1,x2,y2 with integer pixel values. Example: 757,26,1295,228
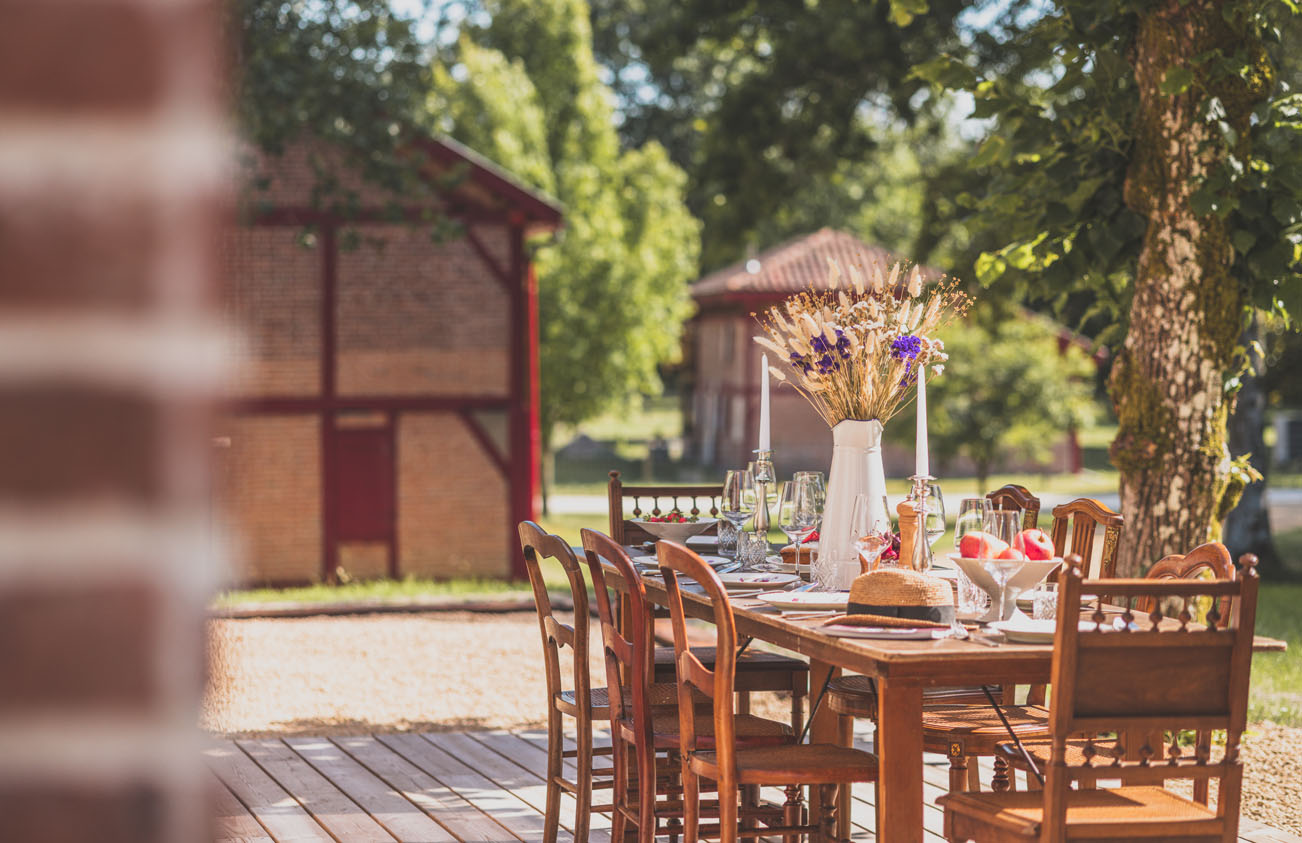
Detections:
208,727,1302,843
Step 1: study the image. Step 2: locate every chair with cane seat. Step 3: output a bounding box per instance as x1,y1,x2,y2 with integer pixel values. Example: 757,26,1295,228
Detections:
1000,541,1240,807
1049,497,1124,579
659,540,878,842
986,484,1042,529
582,529,796,843
518,521,614,843
941,553,1259,843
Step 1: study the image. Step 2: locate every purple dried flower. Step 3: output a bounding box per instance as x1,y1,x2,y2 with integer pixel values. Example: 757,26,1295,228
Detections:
890,334,923,360
790,351,813,374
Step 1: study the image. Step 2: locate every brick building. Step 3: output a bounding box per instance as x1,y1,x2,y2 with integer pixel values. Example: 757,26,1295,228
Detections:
688,228,1085,477
218,138,562,585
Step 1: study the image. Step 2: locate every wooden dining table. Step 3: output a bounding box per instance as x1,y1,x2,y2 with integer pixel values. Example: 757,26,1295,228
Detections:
599,551,1288,843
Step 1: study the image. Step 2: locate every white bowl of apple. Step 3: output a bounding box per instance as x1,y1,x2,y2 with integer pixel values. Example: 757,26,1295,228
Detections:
950,528,1062,623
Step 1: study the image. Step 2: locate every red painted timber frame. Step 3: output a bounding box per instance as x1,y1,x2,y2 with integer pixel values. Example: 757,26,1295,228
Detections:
231,200,548,582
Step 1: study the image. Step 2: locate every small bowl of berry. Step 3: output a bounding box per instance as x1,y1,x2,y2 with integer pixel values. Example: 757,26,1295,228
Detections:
632,512,719,543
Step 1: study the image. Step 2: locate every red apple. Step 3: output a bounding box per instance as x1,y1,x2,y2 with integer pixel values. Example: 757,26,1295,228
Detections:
1013,528,1055,561
959,531,1010,559
996,545,1026,561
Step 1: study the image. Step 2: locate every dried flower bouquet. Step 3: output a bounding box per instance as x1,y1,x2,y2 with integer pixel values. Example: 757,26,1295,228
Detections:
753,259,969,426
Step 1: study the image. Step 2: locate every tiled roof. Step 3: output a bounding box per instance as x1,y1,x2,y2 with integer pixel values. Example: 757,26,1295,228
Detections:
691,228,926,299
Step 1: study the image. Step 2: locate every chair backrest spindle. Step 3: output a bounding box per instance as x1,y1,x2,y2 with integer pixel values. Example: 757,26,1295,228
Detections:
608,470,723,546
1049,498,1124,579
985,484,1041,529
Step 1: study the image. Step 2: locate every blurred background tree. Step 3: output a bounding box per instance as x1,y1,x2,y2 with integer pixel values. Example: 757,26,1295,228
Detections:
890,315,1097,491
428,0,700,505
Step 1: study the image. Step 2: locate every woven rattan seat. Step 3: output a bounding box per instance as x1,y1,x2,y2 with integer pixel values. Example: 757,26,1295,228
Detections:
826,675,1002,718
622,710,792,750
943,786,1217,841
922,704,1051,741
689,743,879,785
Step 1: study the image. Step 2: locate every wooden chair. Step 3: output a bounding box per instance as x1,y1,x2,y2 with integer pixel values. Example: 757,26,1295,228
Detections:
609,470,722,546
941,554,1260,843
1139,541,1237,806
1049,497,1124,579
518,521,613,843
581,529,794,843
986,484,1041,530
658,540,879,842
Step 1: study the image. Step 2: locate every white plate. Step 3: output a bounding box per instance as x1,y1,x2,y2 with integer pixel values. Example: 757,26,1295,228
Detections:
632,554,731,570
756,591,849,611
988,618,1056,644
716,572,799,590
631,517,719,542
822,625,945,640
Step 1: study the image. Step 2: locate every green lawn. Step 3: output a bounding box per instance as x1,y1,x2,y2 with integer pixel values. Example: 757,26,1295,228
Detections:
1249,583,1302,726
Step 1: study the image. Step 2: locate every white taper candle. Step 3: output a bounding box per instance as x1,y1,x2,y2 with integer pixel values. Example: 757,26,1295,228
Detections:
916,368,929,477
759,353,771,451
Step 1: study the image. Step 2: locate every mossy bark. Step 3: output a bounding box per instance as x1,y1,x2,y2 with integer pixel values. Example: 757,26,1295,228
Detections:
1109,0,1271,576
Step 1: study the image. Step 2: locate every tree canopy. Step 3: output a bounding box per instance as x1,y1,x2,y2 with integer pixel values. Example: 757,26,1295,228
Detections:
429,0,701,449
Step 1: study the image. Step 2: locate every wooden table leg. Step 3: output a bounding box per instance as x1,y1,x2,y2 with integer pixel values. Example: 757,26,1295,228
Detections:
876,679,924,843
806,659,843,840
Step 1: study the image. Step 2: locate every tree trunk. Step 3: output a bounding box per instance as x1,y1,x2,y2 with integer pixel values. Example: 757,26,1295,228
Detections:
1109,0,1271,576
1224,314,1281,574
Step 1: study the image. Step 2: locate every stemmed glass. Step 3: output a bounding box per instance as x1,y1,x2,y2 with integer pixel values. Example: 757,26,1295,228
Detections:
721,469,757,559
776,478,821,572
849,493,891,573
793,471,826,510
953,498,990,614
918,482,946,547
983,509,1024,622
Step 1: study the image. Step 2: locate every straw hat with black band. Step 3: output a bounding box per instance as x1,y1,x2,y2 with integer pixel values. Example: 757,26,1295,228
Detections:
823,567,956,629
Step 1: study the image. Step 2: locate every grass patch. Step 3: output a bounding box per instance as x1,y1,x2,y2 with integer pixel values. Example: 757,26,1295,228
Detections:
1249,583,1302,726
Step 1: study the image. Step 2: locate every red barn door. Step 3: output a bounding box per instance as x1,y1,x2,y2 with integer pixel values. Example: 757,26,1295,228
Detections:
333,423,396,577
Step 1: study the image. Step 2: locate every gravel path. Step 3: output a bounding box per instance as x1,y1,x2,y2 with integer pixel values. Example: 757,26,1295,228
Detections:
203,611,1301,834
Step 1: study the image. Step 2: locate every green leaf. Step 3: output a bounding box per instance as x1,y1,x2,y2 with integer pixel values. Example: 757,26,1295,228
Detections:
1231,229,1257,254
970,134,1007,169
1160,66,1195,96
887,0,929,27
975,251,1008,284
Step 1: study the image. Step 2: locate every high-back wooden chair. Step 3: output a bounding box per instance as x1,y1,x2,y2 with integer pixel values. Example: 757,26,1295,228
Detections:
658,541,878,843
1140,541,1237,806
609,470,722,546
986,484,1041,529
1049,497,1124,578
582,530,793,843
518,521,610,843
941,554,1260,843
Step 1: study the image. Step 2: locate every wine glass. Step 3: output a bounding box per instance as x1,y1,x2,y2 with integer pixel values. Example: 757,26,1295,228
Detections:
793,471,826,509
918,482,946,547
721,469,757,558
849,493,890,573
983,509,1024,622
954,498,989,555
953,498,990,614
776,479,820,576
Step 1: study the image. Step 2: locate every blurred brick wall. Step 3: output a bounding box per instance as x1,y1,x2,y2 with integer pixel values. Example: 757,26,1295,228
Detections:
0,0,226,839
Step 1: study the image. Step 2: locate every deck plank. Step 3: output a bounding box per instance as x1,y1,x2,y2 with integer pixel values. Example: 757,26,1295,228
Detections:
334,735,521,843
287,737,458,843
205,742,335,843
202,730,1298,843
380,732,569,843
462,730,614,841
238,738,396,842
211,775,275,843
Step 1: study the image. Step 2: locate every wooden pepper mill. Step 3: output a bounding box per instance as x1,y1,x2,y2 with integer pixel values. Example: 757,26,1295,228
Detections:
897,499,933,573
